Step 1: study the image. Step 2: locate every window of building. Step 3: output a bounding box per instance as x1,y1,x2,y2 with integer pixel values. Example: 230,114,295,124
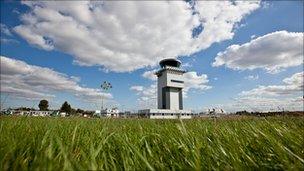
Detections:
171,80,184,83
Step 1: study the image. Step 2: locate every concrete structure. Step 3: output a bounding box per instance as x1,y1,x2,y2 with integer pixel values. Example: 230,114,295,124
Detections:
156,59,186,110
139,58,193,119
139,109,192,119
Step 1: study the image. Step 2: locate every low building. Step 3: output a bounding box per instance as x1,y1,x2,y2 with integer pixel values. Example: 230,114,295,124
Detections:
206,108,226,115
0,109,14,115
95,108,120,118
59,112,67,117
29,110,54,117
139,109,193,119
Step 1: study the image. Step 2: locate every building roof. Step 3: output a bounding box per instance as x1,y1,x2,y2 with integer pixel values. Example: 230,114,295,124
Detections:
159,58,181,68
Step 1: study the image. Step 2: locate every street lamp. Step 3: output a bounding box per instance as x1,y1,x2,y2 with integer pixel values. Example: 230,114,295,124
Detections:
101,81,112,111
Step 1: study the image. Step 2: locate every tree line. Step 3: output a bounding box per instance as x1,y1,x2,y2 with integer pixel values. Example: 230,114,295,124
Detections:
38,99,90,116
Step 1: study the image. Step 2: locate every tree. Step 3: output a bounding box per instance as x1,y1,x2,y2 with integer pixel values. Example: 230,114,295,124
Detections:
76,108,84,114
60,101,72,114
38,100,49,111
70,108,76,116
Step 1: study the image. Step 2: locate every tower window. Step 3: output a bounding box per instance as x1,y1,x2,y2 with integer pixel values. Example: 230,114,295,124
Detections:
171,80,184,83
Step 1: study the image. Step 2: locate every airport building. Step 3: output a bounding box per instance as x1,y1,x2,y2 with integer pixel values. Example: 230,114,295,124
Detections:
139,58,192,119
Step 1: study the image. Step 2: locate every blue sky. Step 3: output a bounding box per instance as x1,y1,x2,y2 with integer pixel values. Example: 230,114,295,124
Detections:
1,1,303,112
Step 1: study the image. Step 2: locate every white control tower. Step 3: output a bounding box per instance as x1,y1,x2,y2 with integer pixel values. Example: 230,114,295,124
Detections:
138,58,192,119
155,59,186,110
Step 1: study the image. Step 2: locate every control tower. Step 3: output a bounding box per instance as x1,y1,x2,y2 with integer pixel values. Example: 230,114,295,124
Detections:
138,58,192,119
155,59,186,110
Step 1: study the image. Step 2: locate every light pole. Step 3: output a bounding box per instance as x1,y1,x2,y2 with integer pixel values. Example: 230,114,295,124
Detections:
101,81,112,111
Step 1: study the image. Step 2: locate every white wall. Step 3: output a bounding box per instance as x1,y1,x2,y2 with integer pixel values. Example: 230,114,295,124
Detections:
157,69,184,109
150,115,178,119
149,114,192,119
169,89,179,110
166,72,184,88
180,115,192,119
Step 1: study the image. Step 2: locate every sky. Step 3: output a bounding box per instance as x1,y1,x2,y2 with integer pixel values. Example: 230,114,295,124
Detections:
0,1,303,112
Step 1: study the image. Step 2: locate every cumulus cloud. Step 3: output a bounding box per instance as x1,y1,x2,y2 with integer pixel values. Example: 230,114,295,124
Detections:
204,72,303,112
131,70,211,108
212,31,303,73
14,1,260,72
240,72,303,97
184,72,212,92
0,23,12,36
142,69,157,81
224,96,304,112
0,56,112,102
244,74,259,80
130,84,157,109
130,86,144,92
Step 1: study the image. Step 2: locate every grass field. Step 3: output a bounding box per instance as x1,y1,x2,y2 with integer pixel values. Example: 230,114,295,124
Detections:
0,116,303,170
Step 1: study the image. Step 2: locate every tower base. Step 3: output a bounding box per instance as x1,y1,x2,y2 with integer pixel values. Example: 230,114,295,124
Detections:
138,109,195,119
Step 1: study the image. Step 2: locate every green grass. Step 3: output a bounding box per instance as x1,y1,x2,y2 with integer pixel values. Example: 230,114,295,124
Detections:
0,116,303,170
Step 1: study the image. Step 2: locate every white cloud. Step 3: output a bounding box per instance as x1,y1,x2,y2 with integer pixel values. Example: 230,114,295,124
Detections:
212,31,303,73
14,1,260,72
261,1,271,9
1,38,19,44
204,72,303,112
184,72,212,92
12,9,20,14
240,72,303,97
0,23,12,36
14,26,54,50
182,62,192,68
130,84,157,109
0,56,112,102
227,96,303,112
142,69,157,81
131,70,211,108
130,86,144,92
244,74,259,80
194,1,260,43
282,72,303,86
